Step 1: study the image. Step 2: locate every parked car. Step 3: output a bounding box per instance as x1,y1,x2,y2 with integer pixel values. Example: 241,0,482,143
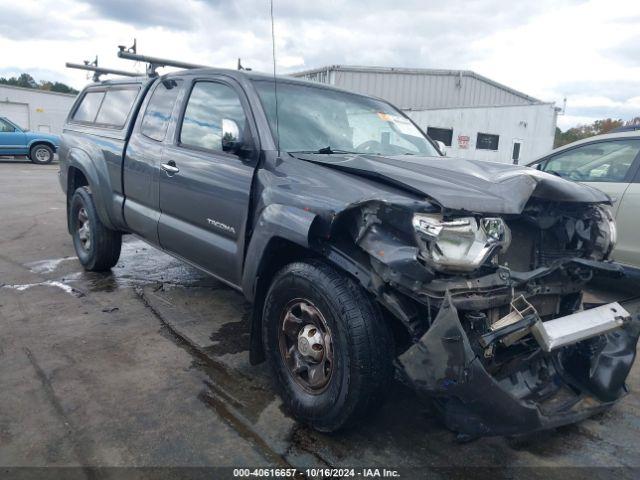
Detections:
0,116,60,164
58,70,639,438
611,124,640,133
526,130,640,271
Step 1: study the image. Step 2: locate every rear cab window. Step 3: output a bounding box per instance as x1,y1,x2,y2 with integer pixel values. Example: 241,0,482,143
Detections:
95,89,140,127
73,91,105,123
71,84,141,129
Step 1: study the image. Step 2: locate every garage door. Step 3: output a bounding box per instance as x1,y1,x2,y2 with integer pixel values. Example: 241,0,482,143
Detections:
0,102,29,130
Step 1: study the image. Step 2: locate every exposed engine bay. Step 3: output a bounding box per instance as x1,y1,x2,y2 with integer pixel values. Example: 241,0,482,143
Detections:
326,198,639,437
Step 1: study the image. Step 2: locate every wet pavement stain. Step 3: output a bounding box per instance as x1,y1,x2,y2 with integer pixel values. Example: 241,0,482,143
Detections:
146,294,315,471
40,238,221,294
2,280,84,297
207,319,251,356
198,391,300,472
26,257,75,274
4,162,640,473
137,287,278,422
129,281,336,470
10,233,640,472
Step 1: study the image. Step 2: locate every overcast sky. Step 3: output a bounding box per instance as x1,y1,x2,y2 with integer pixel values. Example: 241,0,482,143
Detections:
0,0,638,130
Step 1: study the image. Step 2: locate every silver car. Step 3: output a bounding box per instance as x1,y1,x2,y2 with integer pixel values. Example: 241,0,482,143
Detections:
527,130,640,270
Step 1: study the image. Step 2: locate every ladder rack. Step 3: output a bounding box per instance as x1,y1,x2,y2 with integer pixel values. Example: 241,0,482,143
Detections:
67,40,240,82
117,48,211,76
65,62,141,82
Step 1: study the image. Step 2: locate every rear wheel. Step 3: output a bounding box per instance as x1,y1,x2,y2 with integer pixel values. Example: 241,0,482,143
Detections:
70,186,122,271
29,144,54,164
263,260,393,432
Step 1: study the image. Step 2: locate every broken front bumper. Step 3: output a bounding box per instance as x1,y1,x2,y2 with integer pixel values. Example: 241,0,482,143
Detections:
398,296,640,437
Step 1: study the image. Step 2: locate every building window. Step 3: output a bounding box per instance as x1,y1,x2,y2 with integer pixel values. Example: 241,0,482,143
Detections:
476,133,499,151
426,127,453,147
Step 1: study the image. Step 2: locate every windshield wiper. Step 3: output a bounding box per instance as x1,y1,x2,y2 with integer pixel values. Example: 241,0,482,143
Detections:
290,146,359,155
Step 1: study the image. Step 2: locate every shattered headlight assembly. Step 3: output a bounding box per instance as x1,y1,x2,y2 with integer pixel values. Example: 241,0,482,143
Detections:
412,214,511,272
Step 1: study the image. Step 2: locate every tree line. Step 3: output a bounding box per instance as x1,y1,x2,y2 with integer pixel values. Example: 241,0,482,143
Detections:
0,72,78,95
555,117,640,147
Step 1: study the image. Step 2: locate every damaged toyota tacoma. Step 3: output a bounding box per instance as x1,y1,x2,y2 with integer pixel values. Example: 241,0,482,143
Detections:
58,68,640,437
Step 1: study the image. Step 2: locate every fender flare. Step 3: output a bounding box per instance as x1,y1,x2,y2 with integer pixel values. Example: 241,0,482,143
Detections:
66,148,118,231
27,139,58,153
242,204,319,365
242,204,318,302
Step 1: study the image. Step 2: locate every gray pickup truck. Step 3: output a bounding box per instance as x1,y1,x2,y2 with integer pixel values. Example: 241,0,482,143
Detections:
58,68,639,438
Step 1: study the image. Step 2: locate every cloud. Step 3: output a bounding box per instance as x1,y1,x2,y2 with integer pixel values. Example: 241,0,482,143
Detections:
80,0,197,30
563,98,640,122
0,2,87,40
0,0,638,129
606,36,640,67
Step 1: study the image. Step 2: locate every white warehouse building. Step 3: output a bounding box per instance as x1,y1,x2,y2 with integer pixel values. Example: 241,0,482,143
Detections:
291,65,557,164
0,85,77,135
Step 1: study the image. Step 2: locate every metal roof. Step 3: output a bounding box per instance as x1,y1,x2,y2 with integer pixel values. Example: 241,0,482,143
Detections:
291,65,547,110
79,67,392,99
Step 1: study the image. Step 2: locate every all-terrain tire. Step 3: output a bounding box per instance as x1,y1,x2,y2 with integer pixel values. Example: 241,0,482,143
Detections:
69,186,122,271
263,260,393,432
29,144,54,164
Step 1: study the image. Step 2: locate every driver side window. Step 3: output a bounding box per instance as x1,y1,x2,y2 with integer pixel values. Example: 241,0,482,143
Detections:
179,81,247,152
542,139,640,182
0,119,16,133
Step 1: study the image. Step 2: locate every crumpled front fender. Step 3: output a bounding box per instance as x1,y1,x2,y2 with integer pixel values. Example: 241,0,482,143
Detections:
398,295,640,437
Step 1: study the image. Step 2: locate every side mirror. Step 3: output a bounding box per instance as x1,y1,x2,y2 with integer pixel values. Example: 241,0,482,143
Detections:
435,140,446,156
221,118,243,153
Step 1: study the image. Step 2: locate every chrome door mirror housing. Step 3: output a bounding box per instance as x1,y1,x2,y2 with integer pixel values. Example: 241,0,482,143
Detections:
221,118,243,153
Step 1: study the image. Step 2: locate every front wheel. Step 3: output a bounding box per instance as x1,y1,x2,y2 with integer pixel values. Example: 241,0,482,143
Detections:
70,186,122,271
262,260,393,432
29,144,54,164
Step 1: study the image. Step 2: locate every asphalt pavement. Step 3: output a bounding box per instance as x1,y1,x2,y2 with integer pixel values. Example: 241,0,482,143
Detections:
1,159,639,478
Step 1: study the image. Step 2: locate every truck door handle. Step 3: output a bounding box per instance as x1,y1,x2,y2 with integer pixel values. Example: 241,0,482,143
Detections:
161,161,179,174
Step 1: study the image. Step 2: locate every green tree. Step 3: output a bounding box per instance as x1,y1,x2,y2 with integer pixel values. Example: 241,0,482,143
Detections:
0,73,78,94
554,118,624,148
593,118,624,135
50,82,78,94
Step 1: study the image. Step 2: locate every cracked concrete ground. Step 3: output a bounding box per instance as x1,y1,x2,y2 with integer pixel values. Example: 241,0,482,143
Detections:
1,160,639,478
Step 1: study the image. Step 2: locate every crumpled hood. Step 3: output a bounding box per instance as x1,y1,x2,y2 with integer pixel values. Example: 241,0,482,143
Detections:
291,153,610,214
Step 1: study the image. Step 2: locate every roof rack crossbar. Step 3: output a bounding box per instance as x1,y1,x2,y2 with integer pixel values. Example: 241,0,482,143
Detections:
117,49,210,76
66,62,140,82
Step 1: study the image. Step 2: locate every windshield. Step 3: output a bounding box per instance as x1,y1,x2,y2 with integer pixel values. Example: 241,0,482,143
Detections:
253,80,439,156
